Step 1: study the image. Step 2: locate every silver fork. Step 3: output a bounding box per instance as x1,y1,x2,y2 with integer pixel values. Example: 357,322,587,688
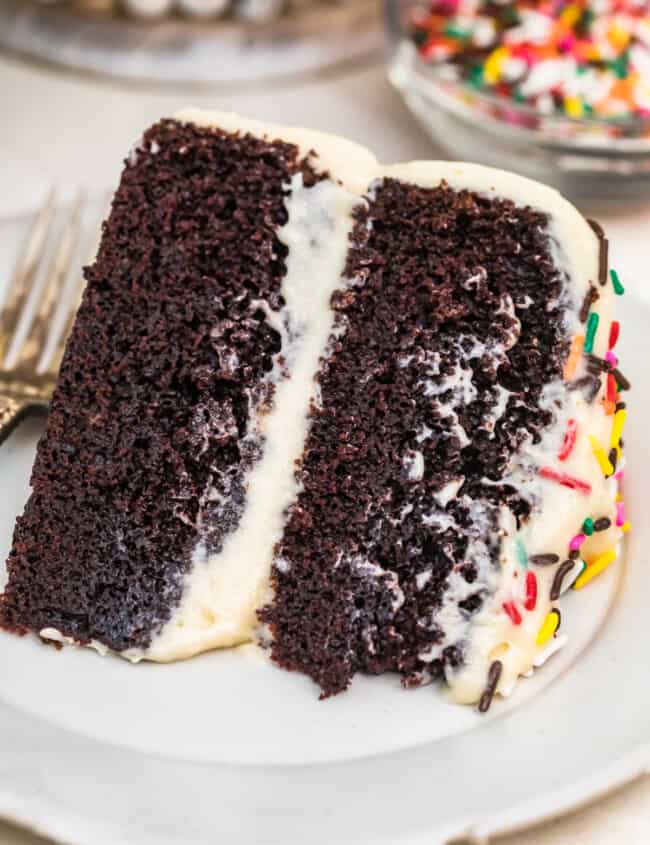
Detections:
0,190,88,446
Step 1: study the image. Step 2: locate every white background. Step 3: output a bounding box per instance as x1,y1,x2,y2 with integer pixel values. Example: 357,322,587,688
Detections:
0,50,649,845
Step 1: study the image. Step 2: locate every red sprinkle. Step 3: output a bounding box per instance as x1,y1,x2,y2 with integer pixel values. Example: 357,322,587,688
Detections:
557,418,578,461
539,466,592,495
608,321,620,350
524,571,538,611
606,373,618,404
502,600,522,626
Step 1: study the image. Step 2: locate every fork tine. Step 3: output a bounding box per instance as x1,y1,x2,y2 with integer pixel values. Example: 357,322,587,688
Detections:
12,189,86,374
0,188,57,367
46,191,108,376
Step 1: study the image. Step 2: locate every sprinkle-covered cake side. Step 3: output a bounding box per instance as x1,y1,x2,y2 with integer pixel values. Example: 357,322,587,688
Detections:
0,119,326,653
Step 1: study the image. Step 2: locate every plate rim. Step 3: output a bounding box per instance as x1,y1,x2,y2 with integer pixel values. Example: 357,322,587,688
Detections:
0,296,647,845
1,737,648,845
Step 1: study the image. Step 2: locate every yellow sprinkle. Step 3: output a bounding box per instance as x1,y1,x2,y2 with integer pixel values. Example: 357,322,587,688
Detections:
608,22,630,51
573,549,618,590
483,46,509,85
564,96,584,118
560,4,581,27
536,610,560,646
589,434,614,476
622,521,631,533
616,492,622,502
610,408,627,450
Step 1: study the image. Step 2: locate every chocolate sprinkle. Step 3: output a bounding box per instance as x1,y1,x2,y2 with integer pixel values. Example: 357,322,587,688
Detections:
587,218,605,239
585,354,610,375
568,374,601,402
594,517,612,532
569,549,580,560
530,553,560,566
587,218,609,286
579,284,600,323
616,401,627,411
478,660,503,713
611,367,631,391
608,448,618,474
551,560,575,601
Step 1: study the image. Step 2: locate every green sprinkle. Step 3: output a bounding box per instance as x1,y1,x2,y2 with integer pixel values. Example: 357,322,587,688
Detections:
583,102,594,116
513,88,526,104
444,23,469,39
502,6,520,25
581,9,595,29
583,312,599,354
583,517,594,536
468,65,484,89
610,268,625,295
607,52,629,79
413,30,429,49
516,538,528,569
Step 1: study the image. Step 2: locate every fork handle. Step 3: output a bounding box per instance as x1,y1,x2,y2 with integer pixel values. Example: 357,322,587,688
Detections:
0,397,30,447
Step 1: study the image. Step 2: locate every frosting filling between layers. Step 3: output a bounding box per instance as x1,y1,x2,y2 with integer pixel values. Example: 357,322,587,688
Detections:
132,174,361,661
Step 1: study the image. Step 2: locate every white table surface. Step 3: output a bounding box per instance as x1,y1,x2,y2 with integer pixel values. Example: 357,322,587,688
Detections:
0,50,649,845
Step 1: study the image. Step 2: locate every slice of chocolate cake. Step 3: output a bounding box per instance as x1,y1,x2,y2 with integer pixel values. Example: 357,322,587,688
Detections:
0,110,628,709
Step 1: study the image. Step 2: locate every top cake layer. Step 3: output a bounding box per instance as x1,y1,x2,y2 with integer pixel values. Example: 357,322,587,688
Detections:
0,110,624,707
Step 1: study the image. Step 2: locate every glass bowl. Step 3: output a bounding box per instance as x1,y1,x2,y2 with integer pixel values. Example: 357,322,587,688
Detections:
385,0,650,205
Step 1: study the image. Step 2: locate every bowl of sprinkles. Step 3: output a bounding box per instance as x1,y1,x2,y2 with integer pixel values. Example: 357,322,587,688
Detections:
386,0,650,201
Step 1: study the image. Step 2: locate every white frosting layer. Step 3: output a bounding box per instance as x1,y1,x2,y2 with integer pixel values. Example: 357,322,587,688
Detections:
133,172,360,662
56,109,622,706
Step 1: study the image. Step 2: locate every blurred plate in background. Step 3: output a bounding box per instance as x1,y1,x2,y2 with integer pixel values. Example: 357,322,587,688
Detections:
0,0,381,87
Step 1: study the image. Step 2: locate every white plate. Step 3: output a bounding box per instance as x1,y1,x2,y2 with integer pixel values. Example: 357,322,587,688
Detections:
0,214,647,844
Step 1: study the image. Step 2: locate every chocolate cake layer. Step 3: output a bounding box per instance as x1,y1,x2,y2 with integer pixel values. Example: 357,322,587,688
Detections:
0,120,321,651
260,178,568,696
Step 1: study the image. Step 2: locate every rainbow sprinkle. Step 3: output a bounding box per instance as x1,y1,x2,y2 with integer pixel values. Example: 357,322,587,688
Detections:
563,334,584,381
516,538,528,569
557,418,578,461
610,408,627,450
569,533,586,550
573,548,618,589
503,600,522,626
583,312,600,355
539,466,592,495
524,570,538,611
589,434,614,476
537,610,561,646
610,269,625,295
411,2,650,136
